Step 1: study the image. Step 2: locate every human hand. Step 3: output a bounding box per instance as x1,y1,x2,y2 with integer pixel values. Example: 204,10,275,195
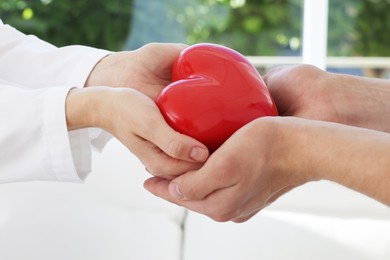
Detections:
85,43,187,100
144,117,311,222
264,64,390,132
144,116,390,222
66,87,209,178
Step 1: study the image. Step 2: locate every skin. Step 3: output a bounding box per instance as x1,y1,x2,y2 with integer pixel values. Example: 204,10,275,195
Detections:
65,43,209,178
84,43,188,100
264,64,390,132
143,65,390,222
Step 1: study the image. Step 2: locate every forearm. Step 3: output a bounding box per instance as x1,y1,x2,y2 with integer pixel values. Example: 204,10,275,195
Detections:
65,87,117,131
330,73,390,133
282,117,390,206
319,126,390,205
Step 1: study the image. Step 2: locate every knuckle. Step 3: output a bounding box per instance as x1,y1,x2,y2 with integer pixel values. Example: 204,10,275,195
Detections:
146,159,183,179
211,155,233,174
209,155,238,183
181,184,201,200
167,138,186,158
144,159,172,178
143,162,160,177
140,43,156,52
149,164,171,178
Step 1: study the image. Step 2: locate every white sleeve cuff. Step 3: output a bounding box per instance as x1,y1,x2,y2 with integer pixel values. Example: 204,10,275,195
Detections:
41,86,89,182
89,128,113,152
0,83,92,183
68,129,93,181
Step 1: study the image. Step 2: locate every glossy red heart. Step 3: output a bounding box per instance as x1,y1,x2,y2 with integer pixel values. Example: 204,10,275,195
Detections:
156,43,278,152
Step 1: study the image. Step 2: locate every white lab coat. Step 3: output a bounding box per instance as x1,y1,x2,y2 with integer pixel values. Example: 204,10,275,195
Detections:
0,20,111,183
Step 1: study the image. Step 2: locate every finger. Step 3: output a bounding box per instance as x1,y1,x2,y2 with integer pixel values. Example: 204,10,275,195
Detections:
146,118,209,163
168,152,238,201
144,176,232,219
126,90,209,163
144,177,201,207
143,177,173,202
140,43,187,61
132,135,203,178
263,67,296,116
138,43,187,82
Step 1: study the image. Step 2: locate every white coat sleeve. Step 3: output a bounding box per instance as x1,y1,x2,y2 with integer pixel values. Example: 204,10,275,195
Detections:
0,79,89,183
0,19,111,88
0,20,114,151
0,20,113,182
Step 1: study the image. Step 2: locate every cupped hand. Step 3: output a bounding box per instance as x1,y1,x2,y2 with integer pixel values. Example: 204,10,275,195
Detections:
144,117,311,222
66,87,209,178
85,43,187,99
144,114,390,221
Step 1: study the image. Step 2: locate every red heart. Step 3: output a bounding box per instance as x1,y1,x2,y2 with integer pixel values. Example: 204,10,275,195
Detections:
156,43,278,152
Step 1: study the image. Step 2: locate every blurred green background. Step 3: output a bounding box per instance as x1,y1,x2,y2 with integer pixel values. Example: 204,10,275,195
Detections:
1,0,389,57
0,0,133,51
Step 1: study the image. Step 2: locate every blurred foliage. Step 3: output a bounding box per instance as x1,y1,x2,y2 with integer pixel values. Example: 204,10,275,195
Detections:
124,0,302,55
354,0,390,56
166,0,302,55
0,0,132,51
1,0,389,56
328,0,390,56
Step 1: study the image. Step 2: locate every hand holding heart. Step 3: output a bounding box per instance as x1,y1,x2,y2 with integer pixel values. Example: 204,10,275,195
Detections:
145,58,390,222
145,44,290,221
157,43,278,152
68,43,210,179
145,116,390,222
145,117,308,222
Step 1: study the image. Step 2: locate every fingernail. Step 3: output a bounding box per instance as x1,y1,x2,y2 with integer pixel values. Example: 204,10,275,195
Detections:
190,147,208,162
169,182,183,199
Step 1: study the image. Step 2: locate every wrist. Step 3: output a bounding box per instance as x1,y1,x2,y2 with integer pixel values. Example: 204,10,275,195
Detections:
65,87,112,131
279,118,321,183
254,117,318,184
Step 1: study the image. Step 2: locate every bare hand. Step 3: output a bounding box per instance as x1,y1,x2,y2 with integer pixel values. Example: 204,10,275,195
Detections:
144,116,390,222
144,117,309,222
66,87,209,178
85,43,187,100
